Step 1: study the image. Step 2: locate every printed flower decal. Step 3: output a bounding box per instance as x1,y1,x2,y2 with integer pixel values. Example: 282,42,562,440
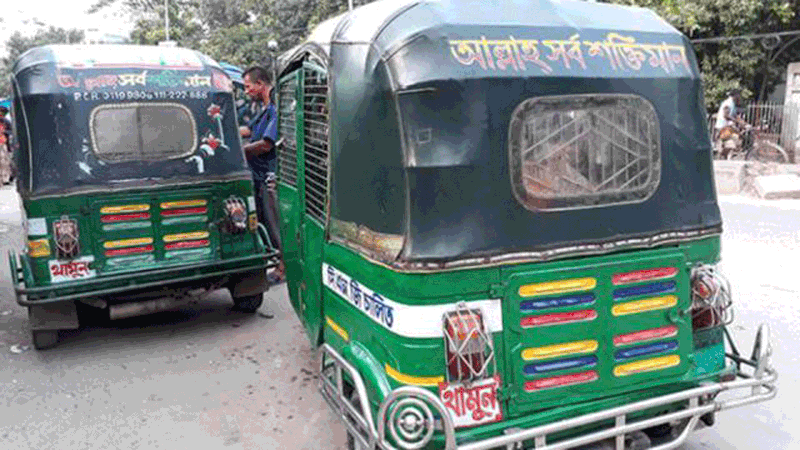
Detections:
207,103,222,119
203,133,221,151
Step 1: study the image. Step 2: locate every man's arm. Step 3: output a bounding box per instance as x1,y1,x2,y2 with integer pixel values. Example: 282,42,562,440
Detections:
243,139,274,157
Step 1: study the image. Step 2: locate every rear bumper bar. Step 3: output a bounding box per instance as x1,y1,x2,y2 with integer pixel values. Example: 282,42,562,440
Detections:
9,250,280,307
318,324,776,450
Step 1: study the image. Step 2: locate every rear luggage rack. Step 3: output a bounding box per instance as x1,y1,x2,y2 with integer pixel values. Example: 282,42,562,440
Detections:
318,323,776,450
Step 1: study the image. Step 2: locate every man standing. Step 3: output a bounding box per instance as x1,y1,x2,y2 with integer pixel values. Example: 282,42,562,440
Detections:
240,66,284,283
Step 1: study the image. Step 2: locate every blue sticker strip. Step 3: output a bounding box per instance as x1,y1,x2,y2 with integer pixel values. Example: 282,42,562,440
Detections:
613,281,676,300
520,294,596,312
615,340,679,361
524,355,598,375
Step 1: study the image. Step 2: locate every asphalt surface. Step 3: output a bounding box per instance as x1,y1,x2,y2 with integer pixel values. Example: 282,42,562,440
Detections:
0,185,795,449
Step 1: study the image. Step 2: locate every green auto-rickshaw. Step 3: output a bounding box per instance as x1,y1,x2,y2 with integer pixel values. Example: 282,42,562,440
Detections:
9,44,279,349
275,0,777,449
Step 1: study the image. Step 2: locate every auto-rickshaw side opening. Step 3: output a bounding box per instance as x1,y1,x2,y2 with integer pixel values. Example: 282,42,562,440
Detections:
9,44,279,349
276,1,776,449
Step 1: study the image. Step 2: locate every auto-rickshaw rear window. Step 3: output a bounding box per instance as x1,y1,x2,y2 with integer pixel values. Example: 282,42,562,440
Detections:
90,103,197,163
509,94,661,211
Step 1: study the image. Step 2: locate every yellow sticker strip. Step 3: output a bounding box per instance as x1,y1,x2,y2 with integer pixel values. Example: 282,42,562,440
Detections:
28,239,51,258
325,316,349,342
100,204,150,214
612,295,678,317
163,231,210,243
103,237,154,249
385,364,444,387
160,200,208,209
614,355,681,377
522,340,598,361
519,277,597,298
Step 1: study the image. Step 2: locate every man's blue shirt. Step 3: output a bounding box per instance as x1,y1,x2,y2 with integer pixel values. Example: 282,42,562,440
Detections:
247,102,278,181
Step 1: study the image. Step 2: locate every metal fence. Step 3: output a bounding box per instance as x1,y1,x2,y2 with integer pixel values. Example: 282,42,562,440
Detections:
708,102,800,163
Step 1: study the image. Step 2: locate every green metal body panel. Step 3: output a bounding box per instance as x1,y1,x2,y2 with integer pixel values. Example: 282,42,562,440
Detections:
18,179,270,302
316,236,727,443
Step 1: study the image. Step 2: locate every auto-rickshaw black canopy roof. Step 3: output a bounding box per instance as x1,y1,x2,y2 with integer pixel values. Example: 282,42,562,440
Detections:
281,0,721,266
12,44,249,198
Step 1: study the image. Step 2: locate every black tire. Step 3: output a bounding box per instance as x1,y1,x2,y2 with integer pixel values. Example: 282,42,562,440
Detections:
32,330,59,350
231,293,263,313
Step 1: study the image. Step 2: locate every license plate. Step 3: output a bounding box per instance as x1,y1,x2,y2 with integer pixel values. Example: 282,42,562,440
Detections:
48,256,96,283
438,375,503,428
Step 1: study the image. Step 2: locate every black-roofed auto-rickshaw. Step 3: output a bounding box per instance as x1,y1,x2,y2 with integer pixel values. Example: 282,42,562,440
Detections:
9,44,279,349
275,0,776,449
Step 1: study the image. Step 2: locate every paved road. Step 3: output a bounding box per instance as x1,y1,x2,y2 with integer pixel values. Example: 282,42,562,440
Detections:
0,186,348,449
0,186,795,449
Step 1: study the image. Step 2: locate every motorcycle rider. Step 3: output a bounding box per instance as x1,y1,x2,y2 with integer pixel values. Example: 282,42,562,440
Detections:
714,89,749,159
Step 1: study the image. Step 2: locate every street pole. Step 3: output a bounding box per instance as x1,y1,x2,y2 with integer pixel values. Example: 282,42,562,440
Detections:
165,0,170,41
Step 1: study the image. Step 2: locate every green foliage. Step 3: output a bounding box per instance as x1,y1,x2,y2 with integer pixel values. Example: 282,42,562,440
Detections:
0,27,85,97
605,0,800,109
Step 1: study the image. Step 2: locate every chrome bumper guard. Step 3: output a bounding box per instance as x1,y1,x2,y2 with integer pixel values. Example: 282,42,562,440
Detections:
318,324,776,450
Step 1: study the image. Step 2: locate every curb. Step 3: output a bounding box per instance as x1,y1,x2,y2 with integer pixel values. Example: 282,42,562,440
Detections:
713,161,800,197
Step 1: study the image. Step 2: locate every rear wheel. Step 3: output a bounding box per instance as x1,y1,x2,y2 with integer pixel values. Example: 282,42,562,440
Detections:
231,293,263,313
31,330,59,350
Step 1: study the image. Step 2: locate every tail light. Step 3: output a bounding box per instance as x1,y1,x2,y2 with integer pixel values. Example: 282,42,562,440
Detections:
690,265,732,330
53,216,80,259
443,306,495,382
222,197,248,234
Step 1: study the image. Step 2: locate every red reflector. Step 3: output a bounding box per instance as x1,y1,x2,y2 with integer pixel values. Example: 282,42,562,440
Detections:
101,212,151,223
165,240,210,250
160,207,208,217
524,370,598,391
444,310,488,381
614,325,678,346
613,267,678,285
105,245,154,257
521,310,597,328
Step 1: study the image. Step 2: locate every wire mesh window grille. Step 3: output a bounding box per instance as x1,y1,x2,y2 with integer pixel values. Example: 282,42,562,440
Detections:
303,68,330,223
509,95,661,210
278,76,299,187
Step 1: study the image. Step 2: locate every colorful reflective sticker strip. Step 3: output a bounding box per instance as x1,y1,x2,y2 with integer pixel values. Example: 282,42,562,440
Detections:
384,364,444,387
161,216,208,226
102,221,152,232
522,340,598,361
612,267,678,285
325,316,349,342
614,325,678,347
520,310,598,328
614,355,680,377
520,293,595,312
518,277,597,298
165,240,210,251
160,207,208,217
100,204,150,214
103,237,154,249
613,281,676,300
163,231,210,243
614,341,678,362
28,239,51,257
100,212,151,223
611,295,677,316
524,356,598,375
160,200,207,209
105,245,154,257
165,248,212,259
524,371,599,391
